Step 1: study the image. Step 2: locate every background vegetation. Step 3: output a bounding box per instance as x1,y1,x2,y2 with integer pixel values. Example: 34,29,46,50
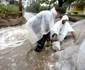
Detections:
0,2,23,18
26,0,76,13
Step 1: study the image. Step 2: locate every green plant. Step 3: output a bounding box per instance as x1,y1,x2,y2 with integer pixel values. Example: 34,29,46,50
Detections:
0,3,22,18
26,1,40,13
39,6,48,11
5,5,19,14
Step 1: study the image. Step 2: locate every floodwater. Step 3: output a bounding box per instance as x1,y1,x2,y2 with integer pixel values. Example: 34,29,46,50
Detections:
0,24,59,70
0,12,85,70
0,12,57,70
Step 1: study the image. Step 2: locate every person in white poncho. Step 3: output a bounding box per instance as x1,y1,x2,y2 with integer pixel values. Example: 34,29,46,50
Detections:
25,7,64,52
51,15,77,52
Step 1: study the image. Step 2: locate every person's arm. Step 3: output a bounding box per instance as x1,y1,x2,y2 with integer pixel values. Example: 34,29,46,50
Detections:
71,32,78,44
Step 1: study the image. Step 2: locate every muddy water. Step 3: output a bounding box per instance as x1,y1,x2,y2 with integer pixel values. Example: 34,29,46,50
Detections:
0,24,58,70
0,12,57,70
0,12,85,70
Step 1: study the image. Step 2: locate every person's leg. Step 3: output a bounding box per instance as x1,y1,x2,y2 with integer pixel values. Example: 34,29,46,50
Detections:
45,32,51,47
35,32,50,52
35,36,46,52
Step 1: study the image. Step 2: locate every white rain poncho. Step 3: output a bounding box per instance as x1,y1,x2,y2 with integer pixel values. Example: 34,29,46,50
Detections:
51,15,74,51
25,7,57,44
51,15,74,41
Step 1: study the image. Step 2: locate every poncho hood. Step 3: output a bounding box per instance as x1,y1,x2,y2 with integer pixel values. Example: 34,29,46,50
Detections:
61,15,69,20
50,7,57,19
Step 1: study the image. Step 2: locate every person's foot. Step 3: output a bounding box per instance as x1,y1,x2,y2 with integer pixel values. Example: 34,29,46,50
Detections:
34,48,41,52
